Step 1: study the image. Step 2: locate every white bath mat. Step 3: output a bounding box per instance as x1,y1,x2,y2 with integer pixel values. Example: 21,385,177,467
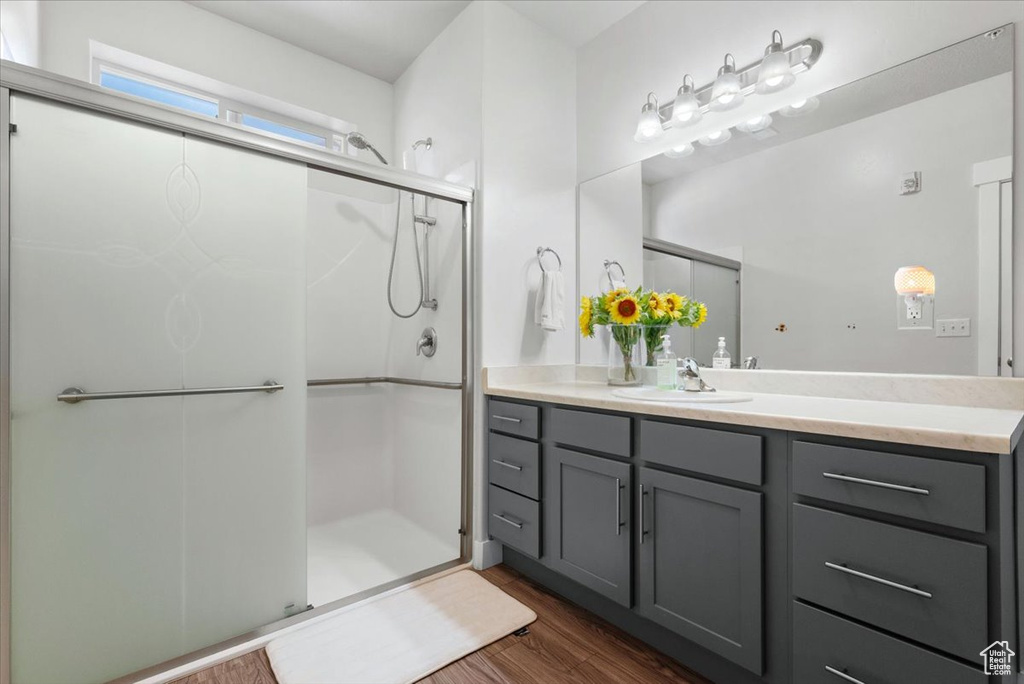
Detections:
265,570,536,684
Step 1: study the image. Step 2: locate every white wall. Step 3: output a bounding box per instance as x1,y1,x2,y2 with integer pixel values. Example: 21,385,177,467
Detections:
0,0,40,66
35,0,395,163
577,0,1024,375
647,74,1013,375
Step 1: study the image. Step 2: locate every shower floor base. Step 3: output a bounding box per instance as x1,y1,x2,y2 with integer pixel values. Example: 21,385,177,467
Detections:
307,508,459,608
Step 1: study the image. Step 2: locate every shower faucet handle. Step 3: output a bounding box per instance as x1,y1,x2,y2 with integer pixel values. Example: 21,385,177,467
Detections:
416,327,438,357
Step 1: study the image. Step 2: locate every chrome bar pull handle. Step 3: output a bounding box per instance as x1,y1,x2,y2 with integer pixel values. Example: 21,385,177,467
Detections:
615,478,623,536
491,415,522,424
824,562,932,598
822,472,929,496
825,666,867,684
492,459,523,472
492,513,523,529
58,380,283,404
640,484,649,543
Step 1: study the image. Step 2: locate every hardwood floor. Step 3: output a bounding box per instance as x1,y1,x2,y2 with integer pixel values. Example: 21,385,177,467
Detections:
174,565,711,684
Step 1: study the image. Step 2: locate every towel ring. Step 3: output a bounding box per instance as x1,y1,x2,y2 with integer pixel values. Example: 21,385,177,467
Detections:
604,259,625,285
537,247,562,273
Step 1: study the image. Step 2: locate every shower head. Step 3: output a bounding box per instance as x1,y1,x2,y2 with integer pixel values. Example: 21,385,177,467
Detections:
345,132,389,165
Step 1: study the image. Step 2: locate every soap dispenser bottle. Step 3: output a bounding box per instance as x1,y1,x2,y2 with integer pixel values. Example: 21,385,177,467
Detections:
655,334,678,390
713,337,731,369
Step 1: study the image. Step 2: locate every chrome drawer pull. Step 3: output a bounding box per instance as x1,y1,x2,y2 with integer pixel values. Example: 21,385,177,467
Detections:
492,459,523,471
824,561,932,598
825,665,867,684
492,415,522,424
822,472,929,496
492,513,523,529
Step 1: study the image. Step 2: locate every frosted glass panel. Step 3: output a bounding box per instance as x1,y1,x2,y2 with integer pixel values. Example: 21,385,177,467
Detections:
9,96,307,682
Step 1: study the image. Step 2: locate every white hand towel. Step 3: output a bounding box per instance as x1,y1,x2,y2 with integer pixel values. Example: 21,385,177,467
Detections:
535,271,565,331
610,278,627,290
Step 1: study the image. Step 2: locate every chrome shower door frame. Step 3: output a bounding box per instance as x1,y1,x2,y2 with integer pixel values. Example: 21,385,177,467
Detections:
0,61,475,684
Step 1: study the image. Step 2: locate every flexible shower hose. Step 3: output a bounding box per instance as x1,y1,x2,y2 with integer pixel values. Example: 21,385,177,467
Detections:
387,192,424,319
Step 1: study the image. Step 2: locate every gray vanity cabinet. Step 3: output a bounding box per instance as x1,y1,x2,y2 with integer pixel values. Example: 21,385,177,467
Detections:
638,466,764,675
544,446,632,607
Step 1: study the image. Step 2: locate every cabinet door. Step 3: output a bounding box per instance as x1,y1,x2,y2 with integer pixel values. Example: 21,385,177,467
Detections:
545,447,631,606
638,467,763,674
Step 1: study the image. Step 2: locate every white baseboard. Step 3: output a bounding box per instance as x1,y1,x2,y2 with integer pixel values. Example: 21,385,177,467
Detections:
473,539,503,570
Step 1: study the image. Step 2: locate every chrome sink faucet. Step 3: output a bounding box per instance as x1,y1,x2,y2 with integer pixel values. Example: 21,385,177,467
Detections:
680,357,716,392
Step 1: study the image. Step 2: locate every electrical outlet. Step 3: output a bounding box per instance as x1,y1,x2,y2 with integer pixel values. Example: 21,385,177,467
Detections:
936,318,971,337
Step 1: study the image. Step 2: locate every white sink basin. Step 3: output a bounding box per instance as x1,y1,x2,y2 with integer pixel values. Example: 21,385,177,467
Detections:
612,387,753,404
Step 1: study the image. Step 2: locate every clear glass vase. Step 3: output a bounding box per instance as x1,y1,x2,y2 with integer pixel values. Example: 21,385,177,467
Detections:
607,324,644,386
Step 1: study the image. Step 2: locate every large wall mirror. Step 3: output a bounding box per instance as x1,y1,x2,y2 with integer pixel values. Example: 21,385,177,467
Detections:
579,25,1015,376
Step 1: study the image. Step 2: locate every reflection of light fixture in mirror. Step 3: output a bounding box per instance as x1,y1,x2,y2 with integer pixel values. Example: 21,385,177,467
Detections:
736,113,773,134
710,54,744,111
779,96,819,117
672,75,703,127
664,142,695,159
634,91,665,142
698,128,732,146
756,30,796,94
894,266,935,326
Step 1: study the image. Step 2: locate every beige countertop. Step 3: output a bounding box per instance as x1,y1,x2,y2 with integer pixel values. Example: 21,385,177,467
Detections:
483,373,1024,454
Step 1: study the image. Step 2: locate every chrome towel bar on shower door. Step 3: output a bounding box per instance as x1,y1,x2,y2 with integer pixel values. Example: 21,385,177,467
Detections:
57,381,284,404
307,376,463,390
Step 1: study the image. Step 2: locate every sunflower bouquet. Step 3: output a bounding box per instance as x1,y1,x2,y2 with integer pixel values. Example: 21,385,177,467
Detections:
579,286,707,383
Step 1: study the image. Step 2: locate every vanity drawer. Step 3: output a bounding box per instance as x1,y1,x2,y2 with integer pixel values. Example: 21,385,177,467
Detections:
793,602,985,684
488,399,540,439
640,420,762,485
549,407,631,458
793,441,985,533
489,432,541,500
488,484,541,558
792,504,987,661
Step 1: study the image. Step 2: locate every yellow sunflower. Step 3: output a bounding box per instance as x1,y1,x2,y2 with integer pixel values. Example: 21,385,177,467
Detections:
579,297,594,337
647,292,666,319
608,294,642,325
605,287,629,302
662,293,684,320
694,303,708,328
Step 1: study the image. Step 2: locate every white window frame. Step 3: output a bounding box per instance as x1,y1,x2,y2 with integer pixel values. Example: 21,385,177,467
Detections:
90,54,356,157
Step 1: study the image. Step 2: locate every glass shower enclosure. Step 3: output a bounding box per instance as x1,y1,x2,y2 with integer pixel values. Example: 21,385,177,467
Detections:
0,65,473,684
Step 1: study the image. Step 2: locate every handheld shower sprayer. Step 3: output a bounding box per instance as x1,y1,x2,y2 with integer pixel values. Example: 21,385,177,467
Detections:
345,132,389,165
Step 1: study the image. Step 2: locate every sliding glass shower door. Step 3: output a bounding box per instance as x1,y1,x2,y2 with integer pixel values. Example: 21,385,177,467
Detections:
8,95,307,683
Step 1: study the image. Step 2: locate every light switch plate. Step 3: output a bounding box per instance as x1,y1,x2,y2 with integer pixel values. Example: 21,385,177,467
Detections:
936,318,971,337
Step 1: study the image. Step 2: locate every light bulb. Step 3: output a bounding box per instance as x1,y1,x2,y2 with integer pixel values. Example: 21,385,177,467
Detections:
710,54,744,112
664,142,695,159
672,75,702,128
779,96,819,117
634,92,665,142
756,30,796,94
697,128,732,146
736,113,773,133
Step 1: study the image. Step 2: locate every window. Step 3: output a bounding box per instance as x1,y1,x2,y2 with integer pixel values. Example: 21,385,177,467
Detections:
240,114,328,148
99,71,219,118
92,51,356,157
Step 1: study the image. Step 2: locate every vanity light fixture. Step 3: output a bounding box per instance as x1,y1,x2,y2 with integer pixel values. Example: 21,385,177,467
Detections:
710,54,744,111
672,75,703,127
663,142,695,159
634,92,665,143
894,265,935,325
736,113,773,133
698,128,732,146
756,30,796,94
779,96,820,117
632,33,822,142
